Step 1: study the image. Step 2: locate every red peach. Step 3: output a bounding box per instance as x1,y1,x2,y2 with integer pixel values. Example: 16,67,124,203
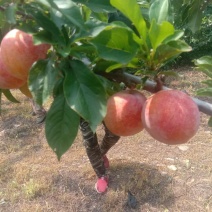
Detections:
104,90,147,136
142,90,200,145
0,52,25,89
1,29,50,80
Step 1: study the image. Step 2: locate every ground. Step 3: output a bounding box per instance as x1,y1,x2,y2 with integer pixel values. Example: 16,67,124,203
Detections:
0,66,211,212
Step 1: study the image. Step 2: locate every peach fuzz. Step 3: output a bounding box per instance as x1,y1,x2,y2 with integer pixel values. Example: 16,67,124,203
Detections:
142,90,200,145
1,29,50,80
104,90,147,136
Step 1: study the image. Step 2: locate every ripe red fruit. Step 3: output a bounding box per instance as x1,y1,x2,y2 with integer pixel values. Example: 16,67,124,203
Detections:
1,29,50,80
142,90,200,145
0,52,25,89
104,90,147,136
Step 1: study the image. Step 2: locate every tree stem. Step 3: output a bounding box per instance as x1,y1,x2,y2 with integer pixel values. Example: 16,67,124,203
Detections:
123,72,212,116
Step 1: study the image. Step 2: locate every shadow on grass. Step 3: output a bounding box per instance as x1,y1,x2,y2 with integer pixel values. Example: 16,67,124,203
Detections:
109,160,175,208
49,160,175,211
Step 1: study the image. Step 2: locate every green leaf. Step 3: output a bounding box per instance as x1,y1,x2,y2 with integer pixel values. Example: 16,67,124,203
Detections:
50,9,70,29
154,40,192,64
196,88,212,97
208,117,212,127
93,60,118,73
5,3,17,24
1,89,20,103
90,23,139,64
196,65,212,78
106,63,124,73
45,94,80,160
97,75,121,97
163,30,184,43
70,43,97,58
202,80,212,87
185,0,203,33
149,0,169,24
28,59,58,106
63,60,107,132
73,0,116,13
92,12,108,22
72,20,107,41
194,56,212,78
194,56,212,66
149,20,175,50
110,0,147,40
81,5,92,21
53,78,64,98
44,0,85,29
31,10,66,46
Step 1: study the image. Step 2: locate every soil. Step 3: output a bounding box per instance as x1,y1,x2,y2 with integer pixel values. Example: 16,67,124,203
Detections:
0,66,211,212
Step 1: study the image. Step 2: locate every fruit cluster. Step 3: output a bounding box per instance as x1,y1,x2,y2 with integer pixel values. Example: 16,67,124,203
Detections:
104,89,200,145
0,29,50,96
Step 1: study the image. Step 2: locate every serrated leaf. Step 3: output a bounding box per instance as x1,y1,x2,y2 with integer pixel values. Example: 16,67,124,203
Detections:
90,24,139,64
29,59,57,106
111,0,147,40
2,89,20,103
63,60,107,132
45,94,80,160
149,0,169,24
149,20,175,50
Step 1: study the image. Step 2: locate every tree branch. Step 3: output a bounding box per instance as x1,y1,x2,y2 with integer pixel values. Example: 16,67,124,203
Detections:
125,72,212,116
103,71,212,116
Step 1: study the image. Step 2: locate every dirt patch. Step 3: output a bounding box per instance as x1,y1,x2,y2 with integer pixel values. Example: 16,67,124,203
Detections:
0,67,212,212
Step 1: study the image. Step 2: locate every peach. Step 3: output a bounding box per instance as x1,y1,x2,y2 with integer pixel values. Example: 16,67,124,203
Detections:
0,52,26,89
0,29,50,80
104,90,147,136
142,90,200,145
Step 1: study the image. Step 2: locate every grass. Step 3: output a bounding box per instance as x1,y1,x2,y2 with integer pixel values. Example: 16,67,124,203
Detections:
0,66,212,211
